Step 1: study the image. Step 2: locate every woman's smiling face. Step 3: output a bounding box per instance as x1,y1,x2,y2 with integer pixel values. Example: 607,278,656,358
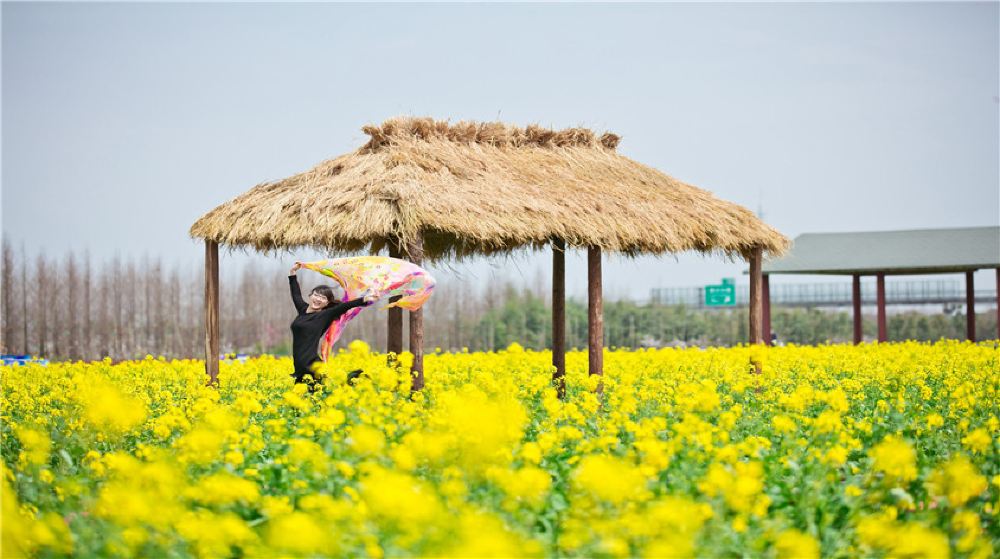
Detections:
308,290,329,310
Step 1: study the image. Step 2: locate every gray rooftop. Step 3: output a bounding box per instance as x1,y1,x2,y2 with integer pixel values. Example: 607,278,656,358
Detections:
761,226,1000,275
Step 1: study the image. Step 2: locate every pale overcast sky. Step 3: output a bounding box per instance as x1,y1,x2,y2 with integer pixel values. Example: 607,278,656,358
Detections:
3,2,998,300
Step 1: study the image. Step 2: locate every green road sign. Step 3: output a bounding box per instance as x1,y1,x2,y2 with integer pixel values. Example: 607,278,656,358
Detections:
705,278,736,307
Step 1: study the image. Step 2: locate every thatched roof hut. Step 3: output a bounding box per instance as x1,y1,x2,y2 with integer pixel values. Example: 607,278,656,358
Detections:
190,117,788,261
190,116,788,390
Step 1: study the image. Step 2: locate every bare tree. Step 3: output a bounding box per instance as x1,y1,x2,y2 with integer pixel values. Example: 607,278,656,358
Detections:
2,238,14,353
168,267,181,355
67,252,80,360
20,242,30,354
2,243,531,360
152,256,164,352
141,252,151,354
96,262,111,359
82,250,92,359
34,252,48,357
111,254,123,359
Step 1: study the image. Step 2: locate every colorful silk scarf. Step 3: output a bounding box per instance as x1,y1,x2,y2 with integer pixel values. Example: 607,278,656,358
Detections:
298,256,436,361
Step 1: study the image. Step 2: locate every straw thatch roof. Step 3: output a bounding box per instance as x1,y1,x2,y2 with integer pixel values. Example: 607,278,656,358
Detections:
190,116,789,262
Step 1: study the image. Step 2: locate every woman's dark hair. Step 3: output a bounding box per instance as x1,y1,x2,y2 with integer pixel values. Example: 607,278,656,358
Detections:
309,285,339,309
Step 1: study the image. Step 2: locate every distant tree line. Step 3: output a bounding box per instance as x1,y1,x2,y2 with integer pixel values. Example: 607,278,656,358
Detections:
1,240,996,362
471,288,997,349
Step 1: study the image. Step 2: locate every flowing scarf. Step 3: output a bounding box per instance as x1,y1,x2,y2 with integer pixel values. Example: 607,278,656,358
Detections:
298,256,436,361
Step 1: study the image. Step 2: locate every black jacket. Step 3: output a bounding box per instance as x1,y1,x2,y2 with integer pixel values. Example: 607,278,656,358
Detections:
289,275,367,376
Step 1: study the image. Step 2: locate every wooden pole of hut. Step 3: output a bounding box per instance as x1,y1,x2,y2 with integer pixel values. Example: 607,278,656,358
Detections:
587,246,603,395
552,239,566,399
748,246,763,374
762,273,771,346
408,234,425,391
204,240,220,386
852,274,863,344
748,246,763,345
876,273,887,342
965,270,976,342
387,240,404,358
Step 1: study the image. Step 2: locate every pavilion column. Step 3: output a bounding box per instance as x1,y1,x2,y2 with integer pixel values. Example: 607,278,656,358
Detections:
762,273,771,346
852,274,863,344
408,234,425,391
965,270,976,342
587,246,603,395
204,240,220,386
876,273,887,342
748,247,763,345
387,240,403,357
552,239,566,399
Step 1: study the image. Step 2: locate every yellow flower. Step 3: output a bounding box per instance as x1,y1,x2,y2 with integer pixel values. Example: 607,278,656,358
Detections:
286,438,332,475
869,435,917,484
1,339,997,558
224,450,244,467
845,485,864,497
265,512,333,555
77,380,147,436
774,530,820,559
185,472,259,506
574,454,649,505
16,427,50,467
772,414,797,435
445,511,542,558
698,461,770,516
962,428,992,454
282,390,311,412
822,445,849,466
2,475,73,556
519,442,543,465
260,495,294,517
348,339,370,355
174,428,225,466
176,510,257,558
927,454,988,507
361,466,442,528
493,466,551,507
858,516,950,559
926,413,945,429
349,425,385,456
813,410,842,435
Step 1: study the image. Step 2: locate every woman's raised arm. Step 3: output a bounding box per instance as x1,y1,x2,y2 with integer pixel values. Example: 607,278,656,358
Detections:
289,274,308,315
315,297,369,329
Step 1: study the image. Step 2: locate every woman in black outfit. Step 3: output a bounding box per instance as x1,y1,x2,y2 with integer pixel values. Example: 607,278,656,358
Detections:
288,262,375,390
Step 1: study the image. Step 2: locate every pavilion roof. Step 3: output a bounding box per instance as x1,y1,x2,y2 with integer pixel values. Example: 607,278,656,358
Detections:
190,116,789,262
761,226,1000,275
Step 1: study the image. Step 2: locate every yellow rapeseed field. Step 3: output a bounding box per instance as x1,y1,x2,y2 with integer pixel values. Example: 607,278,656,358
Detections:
2,340,997,558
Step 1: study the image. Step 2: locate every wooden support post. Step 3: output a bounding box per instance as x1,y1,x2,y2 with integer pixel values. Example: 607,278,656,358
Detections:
387,240,403,357
204,240,220,386
552,239,566,399
587,246,603,395
408,234,425,391
852,274,863,344
996,268,999,341
762,273,771,346
965,270,976,342
748,247,763,345
876,273,887,342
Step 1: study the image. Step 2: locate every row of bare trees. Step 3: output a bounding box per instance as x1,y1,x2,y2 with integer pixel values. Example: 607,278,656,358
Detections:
8,239,988,362
0,239,533,361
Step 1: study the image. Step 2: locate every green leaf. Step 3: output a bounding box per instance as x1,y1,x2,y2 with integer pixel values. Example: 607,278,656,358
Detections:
59,449,74,468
